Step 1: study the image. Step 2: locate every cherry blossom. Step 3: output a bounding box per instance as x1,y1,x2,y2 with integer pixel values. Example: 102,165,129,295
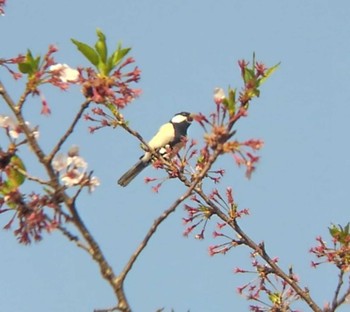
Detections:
49,63,79,83
213,87,226,105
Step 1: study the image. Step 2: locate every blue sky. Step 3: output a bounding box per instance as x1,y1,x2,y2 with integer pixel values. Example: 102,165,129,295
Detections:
1,1,350,311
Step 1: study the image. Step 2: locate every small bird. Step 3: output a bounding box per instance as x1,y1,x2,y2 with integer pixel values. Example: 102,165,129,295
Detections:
117,112,193,187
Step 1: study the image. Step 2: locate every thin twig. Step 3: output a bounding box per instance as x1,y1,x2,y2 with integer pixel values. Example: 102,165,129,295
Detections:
118,149,221,283
17,88,31,111
331,275,350,311
94,307,119,312
47,99,91,164
331,270,345,310
10,163,51,185
45,215,91,253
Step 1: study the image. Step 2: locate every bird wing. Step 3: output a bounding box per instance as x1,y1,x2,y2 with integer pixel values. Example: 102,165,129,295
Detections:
147,122,175,150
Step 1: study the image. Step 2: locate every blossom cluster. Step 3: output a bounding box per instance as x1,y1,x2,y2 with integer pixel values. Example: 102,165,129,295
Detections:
235,255,301,312
183,188,249,242
2,46,81,115
52,146,100,191
1,192,64,244
80,58,141,109
193,82,264,179
0,115,39,140
310,226,350,272
0,55,25,79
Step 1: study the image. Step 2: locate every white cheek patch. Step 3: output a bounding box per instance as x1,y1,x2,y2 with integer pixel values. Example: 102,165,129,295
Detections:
171,114,188,124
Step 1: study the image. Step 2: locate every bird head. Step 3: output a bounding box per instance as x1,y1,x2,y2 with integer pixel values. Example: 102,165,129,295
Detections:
171,112,193,124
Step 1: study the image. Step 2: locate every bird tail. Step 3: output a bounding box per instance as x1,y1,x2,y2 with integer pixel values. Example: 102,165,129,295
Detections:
117,160,148,187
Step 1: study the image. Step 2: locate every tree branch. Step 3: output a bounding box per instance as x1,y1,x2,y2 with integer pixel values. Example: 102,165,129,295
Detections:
115,149,222,310
47,99,91,163
194,186,322,312
329,272,350,311
1,80,130,310
331,270,345,310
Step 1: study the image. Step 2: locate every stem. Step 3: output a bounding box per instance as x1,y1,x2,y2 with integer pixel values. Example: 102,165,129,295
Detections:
331,270,344,310
47,99,91,163
329,272,350,311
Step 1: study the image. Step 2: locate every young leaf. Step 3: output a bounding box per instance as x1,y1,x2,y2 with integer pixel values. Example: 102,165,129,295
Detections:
268,292,281,305
329,223,350,246
259,62,280,85
71,38,99,66
222,87,236,116
18,62,32,74
18,50,40,76
6,155,26,188
26,49,35,64
95,29,108,63
242,67,255,84
33,55,41,71
108,44,131,72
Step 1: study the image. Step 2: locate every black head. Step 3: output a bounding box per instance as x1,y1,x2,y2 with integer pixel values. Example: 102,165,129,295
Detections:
170,112,193,124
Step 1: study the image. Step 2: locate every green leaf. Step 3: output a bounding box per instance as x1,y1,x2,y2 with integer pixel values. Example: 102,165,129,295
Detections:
0,181,12,196
6,155,26,188
329,223,350,245
242,67,255,84
329,224,339,237
222,87,236,116
71,38,99,66
105,102,117,115
259,62,280,85
33,55,41,71
107,44,131,72
26,49,35,64
268,292,281,305
95,29,108,63
18,62,32,74
18,50,41,76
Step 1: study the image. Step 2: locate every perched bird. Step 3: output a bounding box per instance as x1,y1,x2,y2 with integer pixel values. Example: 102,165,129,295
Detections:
117,112,193,187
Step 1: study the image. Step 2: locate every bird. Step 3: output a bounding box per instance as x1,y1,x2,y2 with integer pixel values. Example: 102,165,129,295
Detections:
117,112,193,187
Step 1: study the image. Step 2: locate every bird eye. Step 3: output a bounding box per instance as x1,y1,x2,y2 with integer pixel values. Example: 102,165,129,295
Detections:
187,115,193,122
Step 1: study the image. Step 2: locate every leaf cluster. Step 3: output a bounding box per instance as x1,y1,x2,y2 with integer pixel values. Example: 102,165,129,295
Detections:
18,50,41,77
71,29,131,76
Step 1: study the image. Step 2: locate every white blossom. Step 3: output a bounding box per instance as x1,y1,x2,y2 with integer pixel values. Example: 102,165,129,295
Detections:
52,154,67,172
52,149,100,191
49,63,79,83
213,87,226,104
61,169,85,187
88,176,100,192
0,115,39,139
66,155,87,170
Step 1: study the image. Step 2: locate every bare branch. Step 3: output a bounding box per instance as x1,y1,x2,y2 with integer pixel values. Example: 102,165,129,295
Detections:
94,307,119,312
0,80,18,107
